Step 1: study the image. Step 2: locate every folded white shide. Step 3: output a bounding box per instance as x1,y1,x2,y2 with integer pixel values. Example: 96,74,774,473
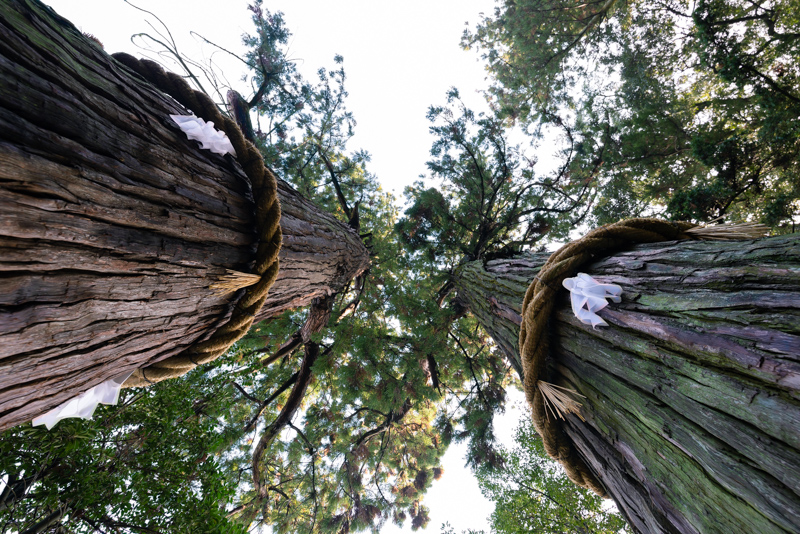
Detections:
562,273,623,328
170,114,236,156
32,372,134,430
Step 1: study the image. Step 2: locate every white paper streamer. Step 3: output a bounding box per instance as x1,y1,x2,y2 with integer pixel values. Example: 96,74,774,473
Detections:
170,114,235,156
562,273,622,328
32,371,134,430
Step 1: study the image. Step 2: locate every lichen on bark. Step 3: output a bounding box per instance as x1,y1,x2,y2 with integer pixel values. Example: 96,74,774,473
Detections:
454,235,800,534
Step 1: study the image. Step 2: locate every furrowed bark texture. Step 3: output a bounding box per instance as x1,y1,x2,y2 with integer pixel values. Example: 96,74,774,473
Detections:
0,0,368,430
454,235,800,534
454,253,550,379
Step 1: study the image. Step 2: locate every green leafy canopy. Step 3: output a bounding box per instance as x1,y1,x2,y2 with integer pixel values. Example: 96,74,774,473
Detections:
464,0,800,228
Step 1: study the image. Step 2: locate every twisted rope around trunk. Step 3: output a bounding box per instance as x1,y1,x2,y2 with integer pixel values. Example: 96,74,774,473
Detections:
519,218,702,496
112,53,282,388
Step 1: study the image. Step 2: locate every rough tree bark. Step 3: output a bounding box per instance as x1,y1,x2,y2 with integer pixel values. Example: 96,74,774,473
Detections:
0,0,369,430
454,235,800,534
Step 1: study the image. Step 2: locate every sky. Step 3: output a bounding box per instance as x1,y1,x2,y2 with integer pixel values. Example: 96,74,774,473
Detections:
45,0,498,196
42,1,520,532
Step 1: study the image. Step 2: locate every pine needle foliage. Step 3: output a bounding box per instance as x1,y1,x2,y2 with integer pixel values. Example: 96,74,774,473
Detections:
464,0,800,230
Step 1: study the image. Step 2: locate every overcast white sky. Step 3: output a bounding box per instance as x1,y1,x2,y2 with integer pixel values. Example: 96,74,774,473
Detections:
43,1,523,532
46,0,498,196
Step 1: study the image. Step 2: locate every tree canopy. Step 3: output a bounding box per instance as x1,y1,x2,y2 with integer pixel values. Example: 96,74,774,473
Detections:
1,4,516,533
463,0,800,228
443,418,629,534
396,88,594,265
3,0,799,533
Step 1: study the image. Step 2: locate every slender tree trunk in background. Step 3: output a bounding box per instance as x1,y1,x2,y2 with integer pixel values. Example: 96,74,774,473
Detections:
454,235,800,534
455,253,550,379
0,0,369,430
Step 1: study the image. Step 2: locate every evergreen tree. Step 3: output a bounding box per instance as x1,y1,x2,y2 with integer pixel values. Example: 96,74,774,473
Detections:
474,419,629,534
397,89,594,265
463,0,800,228
0,372,247,533
10,2,798,533
440,417,629,534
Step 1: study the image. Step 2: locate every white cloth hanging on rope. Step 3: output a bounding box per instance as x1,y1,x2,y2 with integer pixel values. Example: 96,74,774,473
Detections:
562,273,623,328
170,114,235,156
32,371,134,430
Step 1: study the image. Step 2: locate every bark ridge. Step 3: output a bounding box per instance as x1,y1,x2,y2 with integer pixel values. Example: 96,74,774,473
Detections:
0,0,369,430
456,234,800,534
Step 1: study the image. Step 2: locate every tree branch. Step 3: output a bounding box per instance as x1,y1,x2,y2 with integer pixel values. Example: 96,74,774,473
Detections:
243,372,299,434
252,342,320,497
354,398,412,448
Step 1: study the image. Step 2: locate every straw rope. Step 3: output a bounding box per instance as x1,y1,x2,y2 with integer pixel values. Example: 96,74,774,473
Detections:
519,217,766,496
112,53,282,388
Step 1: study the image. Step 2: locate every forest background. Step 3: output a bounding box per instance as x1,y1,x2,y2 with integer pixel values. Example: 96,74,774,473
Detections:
1,0,798,533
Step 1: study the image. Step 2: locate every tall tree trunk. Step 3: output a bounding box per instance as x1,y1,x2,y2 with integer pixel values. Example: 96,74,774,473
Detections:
0,0,369,430
454,235,800,534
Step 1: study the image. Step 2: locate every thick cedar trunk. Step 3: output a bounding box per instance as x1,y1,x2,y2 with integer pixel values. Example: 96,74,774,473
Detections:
454,235,800,534
0,0,369,430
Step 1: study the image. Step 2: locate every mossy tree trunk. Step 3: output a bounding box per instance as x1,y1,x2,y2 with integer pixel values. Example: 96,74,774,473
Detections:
454,235,800,534
0,0,369,430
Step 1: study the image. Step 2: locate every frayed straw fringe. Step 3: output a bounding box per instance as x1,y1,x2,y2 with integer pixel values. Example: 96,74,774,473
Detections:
538,381,586,422
210,269,261,294
685,222,769,241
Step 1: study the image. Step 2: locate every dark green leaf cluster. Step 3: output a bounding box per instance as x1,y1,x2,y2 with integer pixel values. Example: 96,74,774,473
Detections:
0,372,246,533
242,1,312,143
469,418,630,534
464,0,800,229
397,89,592,266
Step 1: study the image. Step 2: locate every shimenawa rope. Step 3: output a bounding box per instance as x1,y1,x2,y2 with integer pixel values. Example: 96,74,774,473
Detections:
519,217,767,496
111,53,282,388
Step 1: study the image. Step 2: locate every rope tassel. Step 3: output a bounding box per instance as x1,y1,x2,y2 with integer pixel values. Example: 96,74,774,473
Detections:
210,269,262,294
519,217,770,496
539,381,586,422
685,221,769,240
